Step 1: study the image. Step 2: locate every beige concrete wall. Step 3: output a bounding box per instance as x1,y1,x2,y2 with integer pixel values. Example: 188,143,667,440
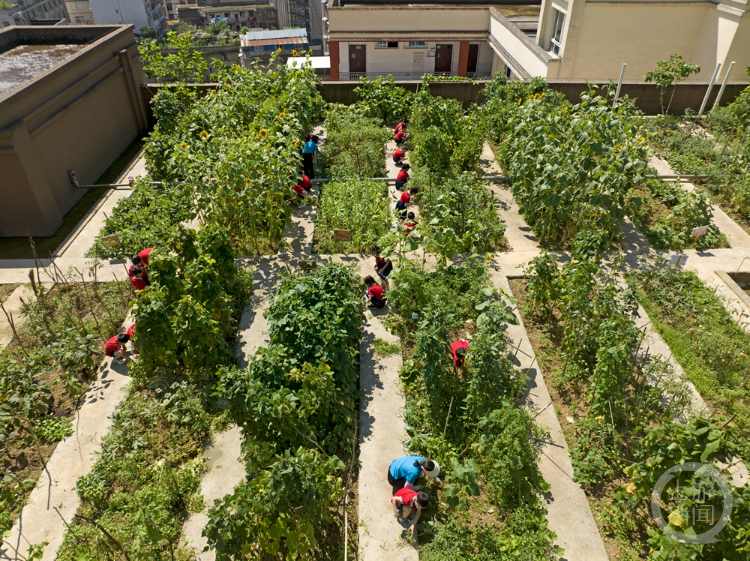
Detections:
0,25,146,237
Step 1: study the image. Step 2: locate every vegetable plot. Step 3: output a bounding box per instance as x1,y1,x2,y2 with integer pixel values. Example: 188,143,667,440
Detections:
0,280,132,536
387,260,558,560
487,78,649,247
321,105,391,178
206,263,362,560
516,244,750,560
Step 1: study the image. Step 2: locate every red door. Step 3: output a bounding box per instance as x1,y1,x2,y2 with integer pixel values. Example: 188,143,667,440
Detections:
467,44,479,74
349,45,366,74
435,44,453,74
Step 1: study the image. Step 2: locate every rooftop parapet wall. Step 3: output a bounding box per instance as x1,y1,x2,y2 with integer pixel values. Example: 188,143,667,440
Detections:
0,25,147,237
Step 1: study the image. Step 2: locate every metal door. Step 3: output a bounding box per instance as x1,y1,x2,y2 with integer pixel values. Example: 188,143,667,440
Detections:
435,44,453,73
413,52,424,74
349,45,366,74
467,44,479,74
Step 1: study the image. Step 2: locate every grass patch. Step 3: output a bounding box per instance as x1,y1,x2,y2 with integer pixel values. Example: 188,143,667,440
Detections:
313,180,391,254
0,137,145,259
633,264,750,432
372,337,400,357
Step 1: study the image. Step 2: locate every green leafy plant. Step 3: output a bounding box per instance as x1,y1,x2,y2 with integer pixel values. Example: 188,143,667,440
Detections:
644,55,701,114
373,338,400,357
35,416,72,442
353,75,414,125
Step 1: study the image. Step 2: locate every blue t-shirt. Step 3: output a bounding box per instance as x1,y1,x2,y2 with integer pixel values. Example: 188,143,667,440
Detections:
302,141,318,154
389,456,425,484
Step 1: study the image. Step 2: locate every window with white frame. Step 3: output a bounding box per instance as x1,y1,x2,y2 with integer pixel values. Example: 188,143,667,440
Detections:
405,41,427,48
549,8,564,56
375,42,399,48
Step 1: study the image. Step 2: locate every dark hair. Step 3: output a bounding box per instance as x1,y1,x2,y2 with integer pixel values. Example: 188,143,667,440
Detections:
364,275,375,285
455,347,467,358
132,266,143,275
409,187,419,195
116,333,130,344
370,244,381,253
420,459,435,472
404,117,410,124
402,164,411,171
311,135,319,144
416,492,429,507
131,255,142,265
407,212,415,220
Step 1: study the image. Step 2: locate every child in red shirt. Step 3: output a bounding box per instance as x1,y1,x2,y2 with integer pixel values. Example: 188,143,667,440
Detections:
395,164,410,190
126,323,138,354
392,148,405,165
450,339,470,369
394,118,409,133
105,333,135,364
364,275,386,309
390,488,429,537
292,182,307,200
300,175,313,192
403,212,418,236
370,244,393,289
395,128,407,145
395,185,418,213
129,251,152,286
130,267,148,291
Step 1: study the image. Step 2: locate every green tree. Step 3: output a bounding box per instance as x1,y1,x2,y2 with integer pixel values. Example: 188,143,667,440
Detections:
140,30,207,83
644,54,701,114
138,25,157,40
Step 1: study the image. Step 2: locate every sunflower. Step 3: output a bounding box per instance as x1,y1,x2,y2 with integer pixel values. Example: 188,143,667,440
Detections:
179,142,188,148
246,178,252,184
294,139,300,147
292,49,298,56
223,81,227,88
259,129,268,138
199,130,209,140
668,511,683,527
279,109,286,118
211,89,216,95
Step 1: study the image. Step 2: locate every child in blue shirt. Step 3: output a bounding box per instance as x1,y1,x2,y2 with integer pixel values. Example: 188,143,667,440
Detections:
387,456,440,494
302,135,319,179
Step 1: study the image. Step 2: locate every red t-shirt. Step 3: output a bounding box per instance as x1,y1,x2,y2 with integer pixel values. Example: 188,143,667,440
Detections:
397,170,409,182
127,265,135,278
393,149,404,160
126,323,136,338
105,336,121,357
131,277,148,291
395,123,404,133
395,130,405,141
404,221,417,235
139,248,152,265
450,339,470,367
394,488,418,507
375,256,387,268
292,184,304,197
367,284,385,300
301,175,312,189
399,191,411,205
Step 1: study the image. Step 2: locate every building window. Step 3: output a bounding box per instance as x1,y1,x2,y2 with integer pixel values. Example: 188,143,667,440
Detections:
75,15,85,22
405,41,426,48
375,41,398,48
549,8,564,56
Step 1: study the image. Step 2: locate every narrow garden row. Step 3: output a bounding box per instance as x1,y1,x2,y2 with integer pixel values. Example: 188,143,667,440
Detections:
382,258,559,559
514,239,750,560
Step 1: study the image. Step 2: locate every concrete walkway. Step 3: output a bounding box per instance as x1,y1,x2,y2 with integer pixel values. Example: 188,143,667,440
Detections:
0,318,134,561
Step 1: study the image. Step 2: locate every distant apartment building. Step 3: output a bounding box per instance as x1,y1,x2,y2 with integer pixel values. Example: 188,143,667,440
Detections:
272,0,322,49
327,0,750,84
201,3,276,30
65,0,94,23
1,0,67,27
89,0,166,36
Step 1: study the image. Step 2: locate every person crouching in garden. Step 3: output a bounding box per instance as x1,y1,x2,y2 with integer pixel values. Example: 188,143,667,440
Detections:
403,212,418,237
300,174,313,193
105,332,135,364
395,125,407,145
395,164,410,191
395,118,409,135
130,267,148,291
395,185,418,219
370,244,393,290
391,488,429,538
388,456,441,494
450,338,470,373
364,275,386,308
291,181,308,201
393,147,405,166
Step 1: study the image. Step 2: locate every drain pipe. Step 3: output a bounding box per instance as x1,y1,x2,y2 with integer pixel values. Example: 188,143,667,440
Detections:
713,61,735,110
699,62,721,115
734,256,750,279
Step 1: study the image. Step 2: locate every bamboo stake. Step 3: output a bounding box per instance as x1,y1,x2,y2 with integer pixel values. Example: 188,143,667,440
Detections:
0,299,30,358
442,395,454,439
74,268,104,337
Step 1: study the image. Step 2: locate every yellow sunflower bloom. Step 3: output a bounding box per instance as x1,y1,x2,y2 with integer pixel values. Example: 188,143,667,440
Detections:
199,130,209,140
211,89,216,95
180,142,188,148
563,106,568,114
279,109,286,118
259,129,268,138
548,134,554,139
292,49,298,56
246,178,252,184
223,81,227,88
294,139,300,147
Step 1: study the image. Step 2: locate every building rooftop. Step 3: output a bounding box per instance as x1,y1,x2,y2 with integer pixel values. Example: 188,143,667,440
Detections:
243,28,307,41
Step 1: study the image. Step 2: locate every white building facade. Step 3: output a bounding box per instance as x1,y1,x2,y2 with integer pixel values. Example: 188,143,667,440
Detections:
90,0,166,35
